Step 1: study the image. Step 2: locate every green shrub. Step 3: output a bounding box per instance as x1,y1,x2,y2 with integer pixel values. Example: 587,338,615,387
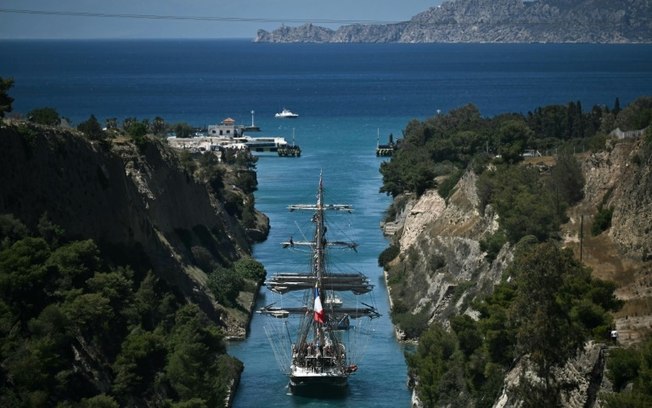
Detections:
207,266,243,307
236,170,257,195
0,76,14,117
393,309,430,339
386,265,405,285
606,348,641,391
551,150,585,205
479,230,507,262
450,314,482,357
78,115,104,140
471,153,492,175
407,323,460,405
378,244,399,268
438,167,463,199
602,335,652,406
27,107,60,126
592,206,614,236
233,256,265,281
0,213,238,406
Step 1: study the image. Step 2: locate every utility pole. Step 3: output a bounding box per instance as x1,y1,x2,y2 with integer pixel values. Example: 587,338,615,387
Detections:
580,215,584,263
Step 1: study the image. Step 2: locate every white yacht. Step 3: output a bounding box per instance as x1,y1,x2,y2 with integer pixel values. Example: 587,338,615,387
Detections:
275,108,299,118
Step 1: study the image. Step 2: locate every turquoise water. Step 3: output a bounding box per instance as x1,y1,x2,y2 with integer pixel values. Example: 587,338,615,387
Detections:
2,39,652,406
228,116,411,407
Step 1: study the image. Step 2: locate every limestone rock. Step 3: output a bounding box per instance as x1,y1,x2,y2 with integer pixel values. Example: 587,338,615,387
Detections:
255,0,652,43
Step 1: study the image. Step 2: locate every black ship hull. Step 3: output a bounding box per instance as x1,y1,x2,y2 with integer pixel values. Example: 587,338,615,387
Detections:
289,374,348,397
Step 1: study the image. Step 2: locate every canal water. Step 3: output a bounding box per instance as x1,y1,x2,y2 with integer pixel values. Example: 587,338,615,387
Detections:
227,116,413,408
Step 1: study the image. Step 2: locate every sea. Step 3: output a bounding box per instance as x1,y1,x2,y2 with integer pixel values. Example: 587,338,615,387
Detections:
2,39,652,407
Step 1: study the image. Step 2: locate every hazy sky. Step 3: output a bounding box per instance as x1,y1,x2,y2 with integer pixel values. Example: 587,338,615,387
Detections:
0,0,443,39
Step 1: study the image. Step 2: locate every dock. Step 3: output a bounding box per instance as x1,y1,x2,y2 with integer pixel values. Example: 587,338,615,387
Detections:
168,114,302,158
375,131,401,157
278,145,301,157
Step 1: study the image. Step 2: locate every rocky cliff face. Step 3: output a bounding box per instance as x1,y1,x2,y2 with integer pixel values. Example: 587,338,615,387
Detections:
0,121,269,337
388,135,651,405
386,171,510,330
494,342,610,408
561,136,652,346
255,0,652,43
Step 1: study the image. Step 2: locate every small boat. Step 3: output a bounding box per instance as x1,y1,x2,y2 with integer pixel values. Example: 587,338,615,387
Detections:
325,293,343,308
270,309,290,319
275,108,299,118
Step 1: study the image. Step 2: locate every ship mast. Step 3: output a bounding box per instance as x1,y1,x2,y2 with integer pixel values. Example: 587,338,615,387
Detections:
314,173,325,344
315,174,325,282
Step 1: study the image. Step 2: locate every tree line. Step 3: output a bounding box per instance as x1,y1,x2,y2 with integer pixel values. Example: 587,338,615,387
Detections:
0,213,247,407
379,97,652,406
380,97,652,199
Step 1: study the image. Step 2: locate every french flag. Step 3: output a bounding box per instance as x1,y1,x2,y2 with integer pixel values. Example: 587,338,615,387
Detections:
314,287,325,324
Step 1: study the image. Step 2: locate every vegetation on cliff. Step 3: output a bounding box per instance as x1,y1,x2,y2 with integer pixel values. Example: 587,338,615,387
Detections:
379,97,643,200
408,241,622,406
604,336,652,407
380,97,652,406
0,77,13,118
0,79,269,406
0,214,242,407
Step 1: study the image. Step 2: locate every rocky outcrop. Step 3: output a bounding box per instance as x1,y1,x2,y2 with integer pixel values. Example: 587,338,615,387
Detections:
581,139,652,259
495,342,608,408
0,121,269,336
256,23,338,43
386,171,509,326
255,0,652,43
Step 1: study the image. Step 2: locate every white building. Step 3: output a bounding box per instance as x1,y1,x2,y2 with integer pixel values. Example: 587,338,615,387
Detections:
207,117,242,137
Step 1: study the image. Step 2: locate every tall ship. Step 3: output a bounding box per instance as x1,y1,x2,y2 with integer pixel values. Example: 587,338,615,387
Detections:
258,174,380,395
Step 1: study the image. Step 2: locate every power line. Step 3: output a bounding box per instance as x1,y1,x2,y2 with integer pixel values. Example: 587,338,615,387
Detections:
0,8,399,25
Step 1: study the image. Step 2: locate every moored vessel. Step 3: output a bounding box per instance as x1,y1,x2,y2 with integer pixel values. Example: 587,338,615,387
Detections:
275,108,299,118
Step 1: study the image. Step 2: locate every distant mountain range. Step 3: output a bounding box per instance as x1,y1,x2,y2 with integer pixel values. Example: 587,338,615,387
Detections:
255,0,652,43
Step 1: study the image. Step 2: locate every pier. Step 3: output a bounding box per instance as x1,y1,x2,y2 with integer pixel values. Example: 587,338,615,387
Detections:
375,131,401,157
168,116,302,158
278,145,301,157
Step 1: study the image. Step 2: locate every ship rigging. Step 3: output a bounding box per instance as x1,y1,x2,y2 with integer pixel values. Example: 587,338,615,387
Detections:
258,173,380,395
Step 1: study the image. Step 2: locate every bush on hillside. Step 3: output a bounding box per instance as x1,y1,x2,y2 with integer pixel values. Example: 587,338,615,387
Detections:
378,244,400,268
28,107,60,126
592,206,614,236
